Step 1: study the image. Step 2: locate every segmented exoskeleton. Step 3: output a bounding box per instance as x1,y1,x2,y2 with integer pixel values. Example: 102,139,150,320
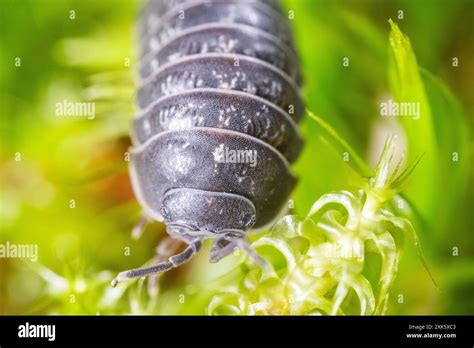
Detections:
112,0,303,287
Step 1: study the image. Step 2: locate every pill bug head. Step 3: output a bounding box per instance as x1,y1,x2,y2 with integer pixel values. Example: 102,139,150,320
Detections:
160,188,257,234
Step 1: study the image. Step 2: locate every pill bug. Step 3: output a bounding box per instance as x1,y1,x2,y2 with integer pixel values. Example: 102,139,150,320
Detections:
112,0,304,287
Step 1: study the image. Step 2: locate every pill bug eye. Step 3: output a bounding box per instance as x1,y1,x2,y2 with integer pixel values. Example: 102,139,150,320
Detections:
112,0,304,287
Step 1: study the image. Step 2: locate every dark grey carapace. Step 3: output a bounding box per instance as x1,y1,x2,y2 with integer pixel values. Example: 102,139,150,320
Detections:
112,0,303,287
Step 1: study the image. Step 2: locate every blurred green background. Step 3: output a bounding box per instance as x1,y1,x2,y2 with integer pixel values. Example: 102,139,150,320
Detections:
0,0,473,315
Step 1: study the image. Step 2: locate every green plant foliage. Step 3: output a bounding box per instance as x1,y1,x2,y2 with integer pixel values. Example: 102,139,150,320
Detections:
387,20,470,245
1,0,472,315
207,133,434,315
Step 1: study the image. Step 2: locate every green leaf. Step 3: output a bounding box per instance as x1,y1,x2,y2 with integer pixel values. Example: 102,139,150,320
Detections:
306,109,372,178
387,20,470,242
387,19,438,215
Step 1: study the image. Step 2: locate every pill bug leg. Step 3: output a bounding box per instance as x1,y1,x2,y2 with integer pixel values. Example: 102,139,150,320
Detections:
147,237,184,296
131,213,150,240
235,238,269,269
111,237,202,287
209,234,269,269
209,238,236,263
